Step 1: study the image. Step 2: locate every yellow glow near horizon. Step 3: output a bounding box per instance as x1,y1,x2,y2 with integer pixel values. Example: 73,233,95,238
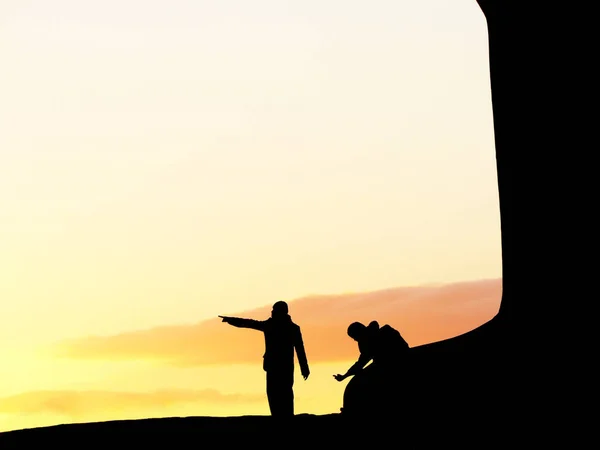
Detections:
0,0,500,433
0,351,351,432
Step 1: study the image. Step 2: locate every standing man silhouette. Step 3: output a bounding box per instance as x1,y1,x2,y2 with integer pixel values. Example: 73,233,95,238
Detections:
219,301,310,417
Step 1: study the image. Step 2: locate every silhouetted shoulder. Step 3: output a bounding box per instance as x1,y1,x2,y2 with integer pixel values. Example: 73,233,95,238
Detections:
368,321,380,330
380,324,409,350
291,322,304,340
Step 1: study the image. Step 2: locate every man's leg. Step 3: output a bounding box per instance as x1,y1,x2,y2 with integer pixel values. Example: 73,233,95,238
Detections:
284,369,294,416
266,371,279,416
267,369,294,417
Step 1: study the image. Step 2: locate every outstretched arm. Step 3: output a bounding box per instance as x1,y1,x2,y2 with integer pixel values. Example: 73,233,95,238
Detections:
334,352,371,382
218,316,266,331
294,327,310,380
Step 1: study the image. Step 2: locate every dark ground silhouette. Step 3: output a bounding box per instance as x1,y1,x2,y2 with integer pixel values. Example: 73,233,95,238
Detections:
218,300,310,417
0,1,551,446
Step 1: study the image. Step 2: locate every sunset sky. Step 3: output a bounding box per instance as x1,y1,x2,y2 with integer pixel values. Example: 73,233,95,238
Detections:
0,0,501,433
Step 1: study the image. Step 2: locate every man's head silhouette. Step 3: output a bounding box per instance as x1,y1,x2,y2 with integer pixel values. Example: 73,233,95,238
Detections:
271,301,289,319
347,322,367,341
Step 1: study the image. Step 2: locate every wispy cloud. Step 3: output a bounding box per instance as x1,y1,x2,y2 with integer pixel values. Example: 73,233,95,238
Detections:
54,278,501,366
0,389,263,417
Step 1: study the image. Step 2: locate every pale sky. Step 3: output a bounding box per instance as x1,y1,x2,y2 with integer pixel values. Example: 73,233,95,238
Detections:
0,0,499,345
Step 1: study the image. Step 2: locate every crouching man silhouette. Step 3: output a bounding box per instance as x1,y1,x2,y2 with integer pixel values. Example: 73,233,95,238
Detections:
219,301,310,417
334,320,409,416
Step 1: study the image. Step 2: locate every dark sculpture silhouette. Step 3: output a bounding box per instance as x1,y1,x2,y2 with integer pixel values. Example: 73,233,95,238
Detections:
218,301,310,417
334,321,410,417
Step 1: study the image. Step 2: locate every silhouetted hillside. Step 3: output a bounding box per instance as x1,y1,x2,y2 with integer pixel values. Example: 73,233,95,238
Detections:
0,406,514,447
0,412,499,447
0,414,392,446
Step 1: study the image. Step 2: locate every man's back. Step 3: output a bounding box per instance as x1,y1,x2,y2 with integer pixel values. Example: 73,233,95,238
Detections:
262,317,303,371
373,324,409,365
219,312,309,375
